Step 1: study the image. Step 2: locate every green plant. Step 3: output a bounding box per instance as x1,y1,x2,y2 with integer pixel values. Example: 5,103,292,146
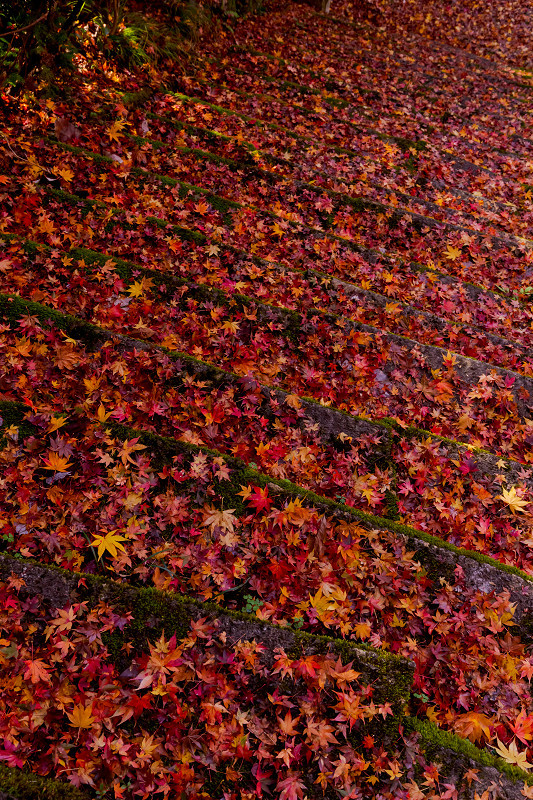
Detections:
0,0,86,89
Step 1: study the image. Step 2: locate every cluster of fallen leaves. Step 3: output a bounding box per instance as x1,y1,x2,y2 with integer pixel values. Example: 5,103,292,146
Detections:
2,315,533,570
1,575,426,797
1,407,533,775
1,0,533,794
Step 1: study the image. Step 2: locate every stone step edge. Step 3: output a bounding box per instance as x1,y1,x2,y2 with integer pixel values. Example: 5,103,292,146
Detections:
407,717,533,798
0,550,413,717
0,286,524,474
7,222,533,411
155,85,515,218
2,282,532,491
128,84,532,251
2,397,533,626
40,128,531,301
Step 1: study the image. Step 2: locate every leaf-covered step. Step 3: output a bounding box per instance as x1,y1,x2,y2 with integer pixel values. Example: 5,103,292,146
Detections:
5,126,533,321
0,562,414,797
5,173,533,365
219,36,533,138
3,230,533,460
197,52,533,185
2,280,533,467
172,72,532,215
126,98,525,238
145,88,518,229
3,287,533,574
172,67,530,187
4,229,533,388
10,132,533,305
2,408,533,773
153,86,523,214
224,26,533,149
3,297,533,577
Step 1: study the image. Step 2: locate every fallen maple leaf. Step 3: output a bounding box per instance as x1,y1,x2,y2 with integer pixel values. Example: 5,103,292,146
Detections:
58,167,74,183
67,703,95,729
444,244,461,261
202,507,237,533
497,486,530,514
492,738,532,771
276,773,306,800
23,659,51,684
511,710,533,744
107,119,127,142
42,451,73,472
90,530,127,559
46,415,68,433
453,711,493,744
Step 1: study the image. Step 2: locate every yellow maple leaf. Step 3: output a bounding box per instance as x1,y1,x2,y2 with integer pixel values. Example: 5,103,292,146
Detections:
492,738,532,771
127,276,153,299
38,216,55,234
107,119,126,142
160,333,179,349
46,415,68,433
67,703,95,729
127,281,144,299
195,201,209,215
498,486,530,514
444,244,461,261
353,621,371,639
96,403,111,423
58,167,74,183
42,451,73,472
221,319,240,334
90,530,127,559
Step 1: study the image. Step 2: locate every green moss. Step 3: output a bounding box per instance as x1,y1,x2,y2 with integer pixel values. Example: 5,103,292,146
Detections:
0,400,31,429
0,294,104,346
47,137,113,165
122,87,154,107
100,414,533,589
0,400,36,444
407,716,533,786
0,765,89,799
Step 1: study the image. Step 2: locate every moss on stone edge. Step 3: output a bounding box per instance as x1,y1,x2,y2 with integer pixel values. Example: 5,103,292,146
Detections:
0,764,89,799
0,549,411,719
0,294,104,347
0,288,525,524
103,420,533,588
0,400,36,443
0,282,531,590
406,716,533,787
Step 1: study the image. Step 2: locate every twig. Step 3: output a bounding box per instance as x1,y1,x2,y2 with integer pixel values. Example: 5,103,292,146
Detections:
0,12,48,39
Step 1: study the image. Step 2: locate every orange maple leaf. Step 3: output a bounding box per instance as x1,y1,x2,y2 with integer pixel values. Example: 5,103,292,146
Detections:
23,659,51,684
42,451,73,472
67,703,95,729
